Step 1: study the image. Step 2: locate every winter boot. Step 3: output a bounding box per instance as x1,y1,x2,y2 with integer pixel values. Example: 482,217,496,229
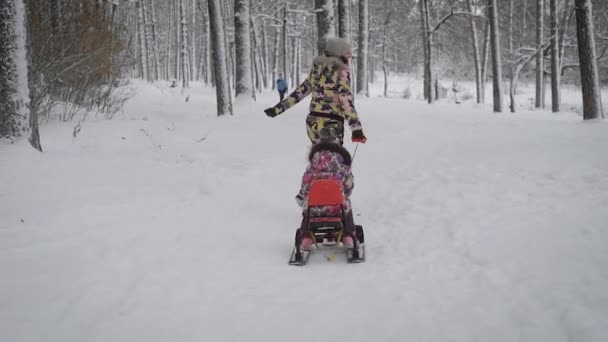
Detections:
300,236,314,251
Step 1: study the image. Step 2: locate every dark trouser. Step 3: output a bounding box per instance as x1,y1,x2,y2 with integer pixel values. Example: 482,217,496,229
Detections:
305,112,345,145
279,90,286,101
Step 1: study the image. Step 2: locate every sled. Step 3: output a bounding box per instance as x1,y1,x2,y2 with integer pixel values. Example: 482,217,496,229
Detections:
288,179,365,266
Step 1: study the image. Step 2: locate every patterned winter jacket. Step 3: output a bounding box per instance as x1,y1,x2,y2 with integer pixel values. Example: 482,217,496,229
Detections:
298,142,354,217
273,55,362,132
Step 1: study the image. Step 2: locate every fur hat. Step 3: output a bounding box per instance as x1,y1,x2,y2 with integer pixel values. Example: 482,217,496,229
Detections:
324,37,352,58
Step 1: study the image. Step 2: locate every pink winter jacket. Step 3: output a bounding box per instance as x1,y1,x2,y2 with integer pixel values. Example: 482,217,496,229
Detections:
298,142,354,216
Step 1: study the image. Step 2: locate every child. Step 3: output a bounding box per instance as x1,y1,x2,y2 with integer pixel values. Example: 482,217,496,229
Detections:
295,128,358,250
276,74,288,101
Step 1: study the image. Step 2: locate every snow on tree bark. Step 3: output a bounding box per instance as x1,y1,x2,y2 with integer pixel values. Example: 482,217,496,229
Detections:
337,0,350,43
488,0,504,112
282,0,289,86
574,0,604,120
481,21,490,104
137,0,149,80
356,0,369,96
208,0,233,115
315,0,335,55
149,0,161,81
0,0,18,138
234,0,253,99
0,0,41,150
191,0,197,81
180,0,190,87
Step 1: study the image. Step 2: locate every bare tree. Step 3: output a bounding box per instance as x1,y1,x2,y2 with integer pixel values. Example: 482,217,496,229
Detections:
0,0,41,150
488,0,504,112
149,0,161,81
550,0,560,112
315,0,335,54
465,0,482,104
234,0,253,99
181,0,190,87
357,0,369,96
536,0,545,108
574,0,603,119
208,0,233,115
337,0,350,43
137,0,149,80
382,3,394,97
418,0,432,103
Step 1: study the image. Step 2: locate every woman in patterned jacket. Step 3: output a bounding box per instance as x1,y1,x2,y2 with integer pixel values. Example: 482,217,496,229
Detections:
264,37,367,145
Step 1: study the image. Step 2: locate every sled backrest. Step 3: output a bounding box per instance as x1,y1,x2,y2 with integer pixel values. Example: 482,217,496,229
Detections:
307,179,345,207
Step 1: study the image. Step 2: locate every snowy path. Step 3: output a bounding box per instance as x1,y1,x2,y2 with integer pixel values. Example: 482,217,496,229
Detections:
1,83,608,342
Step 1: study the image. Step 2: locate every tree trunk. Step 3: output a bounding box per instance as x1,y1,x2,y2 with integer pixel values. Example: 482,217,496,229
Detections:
137,0,149,80
191,0,197,81
208,0,233,115
315,0,335,54
550,0,561,112
466,0,482,104
536,0,545,108
382,7,393,98
181,0,189,88
337,0,350,43
558,0,573,71
574,0,603,119
282,1,288,86
481,20,490,104
488,0,504,112
0,0,41,150
356,0,368,96
175,0,181,81
149,0,161,81
418,0,433,103
234,0,253,99
272,27,280,90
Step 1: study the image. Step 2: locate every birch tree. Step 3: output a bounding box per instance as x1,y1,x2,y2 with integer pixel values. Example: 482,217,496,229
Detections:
137,0,149,80
550,0,560,112
315,0,335,54
418,0,432,102
357,0,369,96
234,0,253,99
535,0,545,108
337,0,350,43
180,0,189,87
488,0,504,112
574,0,603,119
465,0,482,104
208,0,233,115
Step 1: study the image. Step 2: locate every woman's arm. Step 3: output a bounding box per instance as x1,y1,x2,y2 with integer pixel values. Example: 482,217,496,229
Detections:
337,69,363,132
268,70,314,116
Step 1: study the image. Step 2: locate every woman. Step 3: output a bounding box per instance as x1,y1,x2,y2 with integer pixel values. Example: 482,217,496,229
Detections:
264,37,367,145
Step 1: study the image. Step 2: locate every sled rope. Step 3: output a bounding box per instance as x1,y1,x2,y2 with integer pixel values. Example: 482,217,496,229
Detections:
351,143,359,162
325,230,344,262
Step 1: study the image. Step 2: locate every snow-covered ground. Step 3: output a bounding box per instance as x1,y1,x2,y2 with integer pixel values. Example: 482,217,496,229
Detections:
1,79,608,342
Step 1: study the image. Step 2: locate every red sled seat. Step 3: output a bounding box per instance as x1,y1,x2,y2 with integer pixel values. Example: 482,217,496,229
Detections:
306,179,346,225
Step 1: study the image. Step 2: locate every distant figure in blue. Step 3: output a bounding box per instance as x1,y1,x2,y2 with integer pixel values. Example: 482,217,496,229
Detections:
276,74,288,101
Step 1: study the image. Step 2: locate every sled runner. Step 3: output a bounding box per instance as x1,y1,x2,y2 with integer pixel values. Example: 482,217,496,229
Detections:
288,179,365,266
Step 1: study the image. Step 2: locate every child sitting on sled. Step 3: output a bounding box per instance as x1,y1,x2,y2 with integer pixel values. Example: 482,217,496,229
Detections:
295,127,358,250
